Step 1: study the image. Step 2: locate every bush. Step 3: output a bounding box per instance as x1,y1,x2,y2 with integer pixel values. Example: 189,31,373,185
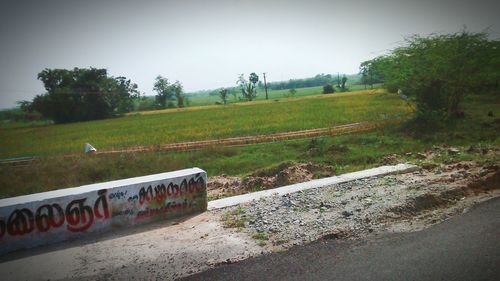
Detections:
323,84,335,94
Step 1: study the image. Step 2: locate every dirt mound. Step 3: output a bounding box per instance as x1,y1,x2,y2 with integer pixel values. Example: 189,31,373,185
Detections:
468,168,500,191
388,166,499,217
388,188,467,216
207,175,242,199
244,162,334,190
381,154,400,165
207,162,335,199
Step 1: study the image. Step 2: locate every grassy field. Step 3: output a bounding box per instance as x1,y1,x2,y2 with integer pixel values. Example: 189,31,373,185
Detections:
0,92,498,199
0,89,408,158
187,84,380,106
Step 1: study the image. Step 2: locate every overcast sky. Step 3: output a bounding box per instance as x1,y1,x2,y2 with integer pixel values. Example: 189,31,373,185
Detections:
0,0,499,108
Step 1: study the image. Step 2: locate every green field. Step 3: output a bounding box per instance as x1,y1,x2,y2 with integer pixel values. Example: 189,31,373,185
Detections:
0,89,407,158
0,90,498,199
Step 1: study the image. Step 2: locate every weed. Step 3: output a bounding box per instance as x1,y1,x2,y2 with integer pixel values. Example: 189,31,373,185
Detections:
251,231,269,241
222,206,249,228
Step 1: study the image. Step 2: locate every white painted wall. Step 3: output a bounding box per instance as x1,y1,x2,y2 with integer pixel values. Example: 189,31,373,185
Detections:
0,168,207,255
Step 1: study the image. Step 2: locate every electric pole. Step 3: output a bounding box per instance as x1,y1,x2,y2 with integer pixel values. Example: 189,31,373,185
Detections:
263,72,268,100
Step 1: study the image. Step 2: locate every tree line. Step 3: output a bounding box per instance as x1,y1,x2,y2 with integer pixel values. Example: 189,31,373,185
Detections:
266,73,350,90
20,68,140,124
19,69,193,124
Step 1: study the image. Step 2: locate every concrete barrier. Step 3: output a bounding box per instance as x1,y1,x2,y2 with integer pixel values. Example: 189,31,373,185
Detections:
0,168,207,255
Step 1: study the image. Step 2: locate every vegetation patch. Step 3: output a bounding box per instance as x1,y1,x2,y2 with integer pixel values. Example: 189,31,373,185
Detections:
222,206,249,228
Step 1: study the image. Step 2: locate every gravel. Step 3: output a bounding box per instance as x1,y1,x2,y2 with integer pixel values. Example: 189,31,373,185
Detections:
214,164,500,250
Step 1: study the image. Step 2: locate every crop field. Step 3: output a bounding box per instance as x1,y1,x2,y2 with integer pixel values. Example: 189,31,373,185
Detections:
0,89,409,158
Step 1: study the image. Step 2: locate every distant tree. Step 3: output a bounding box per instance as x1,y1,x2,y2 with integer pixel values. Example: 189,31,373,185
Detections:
108,76,140,113
359,62,370,89
288,88,297,97
231,89,238,101
153,76,174,108
219,88,229,104
153,76,185,108
237,73,259,101
26,67,139,123
172,81,185,108
249,72,259,85
17,100,34,112
323,84,335,94
341,75,348,91
266,73,338,91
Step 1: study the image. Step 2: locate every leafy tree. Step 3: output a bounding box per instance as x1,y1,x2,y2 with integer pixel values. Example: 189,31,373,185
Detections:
288,88,297,97
359,62,374,89
323,84,335,94
27,68,139,123
153,76,185,108
249,72,259,85
362,30,500,119
172,81,185,108
237,73,259,101
231,89,238,101
219,88,229,104
108,76,140,113
17,100,33,112
153,75,174,108
341,75,348,91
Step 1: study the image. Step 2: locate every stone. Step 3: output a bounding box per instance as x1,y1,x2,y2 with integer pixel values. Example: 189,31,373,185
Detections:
416,153,427,159
342,210,353,217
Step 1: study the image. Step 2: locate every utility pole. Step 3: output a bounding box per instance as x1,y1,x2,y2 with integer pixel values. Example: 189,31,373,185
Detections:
263,72,268,100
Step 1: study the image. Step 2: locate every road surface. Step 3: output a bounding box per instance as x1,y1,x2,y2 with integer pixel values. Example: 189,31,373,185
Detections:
182,196,500,281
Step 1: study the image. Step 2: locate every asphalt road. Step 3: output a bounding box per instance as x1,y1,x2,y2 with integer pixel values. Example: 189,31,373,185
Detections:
181,197,500,281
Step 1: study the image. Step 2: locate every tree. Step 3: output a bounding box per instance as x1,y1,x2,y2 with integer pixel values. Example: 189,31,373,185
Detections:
153,76,186,108
359,62,370,89
219,88,229,104
362,30,500,119
108,76,140,113
153,76,174,108
341,75,348,91
27,67,139,123
172,81,185,108
249,72,259,85
288,88,297,97
237,73,259,101
323,84,335,94
17,100,33,112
